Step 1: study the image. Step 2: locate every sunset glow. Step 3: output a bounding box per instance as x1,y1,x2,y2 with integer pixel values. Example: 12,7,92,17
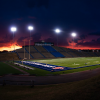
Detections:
0,45,22,51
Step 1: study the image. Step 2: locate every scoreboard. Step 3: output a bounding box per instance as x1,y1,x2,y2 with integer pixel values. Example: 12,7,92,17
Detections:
34,42,54,46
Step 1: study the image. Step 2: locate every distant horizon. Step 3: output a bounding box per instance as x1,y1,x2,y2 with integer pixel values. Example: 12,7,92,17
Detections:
0,44,100,52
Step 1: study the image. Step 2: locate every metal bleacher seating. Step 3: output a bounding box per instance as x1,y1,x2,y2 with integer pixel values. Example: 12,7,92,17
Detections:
15,45,100,60
52,46,72,57
34,46,48,52
43,46,65,57
25,46,44,58
16,48,31,59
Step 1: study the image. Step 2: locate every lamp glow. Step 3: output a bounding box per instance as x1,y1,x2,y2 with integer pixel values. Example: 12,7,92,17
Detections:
71,32,76,37
55,29,60,33
11,27,17,32
28,26,33,31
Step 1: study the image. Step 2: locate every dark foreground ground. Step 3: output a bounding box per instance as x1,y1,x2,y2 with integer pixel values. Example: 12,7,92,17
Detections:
0,74,100,100
1,67,100,100
1,67,100,85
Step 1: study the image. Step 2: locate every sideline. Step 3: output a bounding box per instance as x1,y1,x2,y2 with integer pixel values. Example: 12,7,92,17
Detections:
4,62,29,75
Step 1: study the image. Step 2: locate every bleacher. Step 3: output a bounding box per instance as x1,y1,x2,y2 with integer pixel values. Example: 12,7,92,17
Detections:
43,46,65,57
25,46,38,53
52,46,72,57
87,52,97,57
43,46,57,52
41,52,55,58
14,45,100,60
60,47,79,57
52,46,64,52
16,48,30,59
94,52,100,56
25,46,44,58
34,46,48,52
81,52,92,57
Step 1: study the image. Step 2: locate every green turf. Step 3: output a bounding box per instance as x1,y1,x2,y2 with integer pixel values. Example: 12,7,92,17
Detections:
0,62,23,75
30,57,100,68
4,57,100,76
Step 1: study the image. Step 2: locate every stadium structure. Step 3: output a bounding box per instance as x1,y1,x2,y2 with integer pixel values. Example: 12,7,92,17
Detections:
9,42,100,60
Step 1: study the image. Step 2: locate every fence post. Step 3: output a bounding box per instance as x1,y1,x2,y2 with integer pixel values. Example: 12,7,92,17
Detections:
2,80,6,86
31,80,34,88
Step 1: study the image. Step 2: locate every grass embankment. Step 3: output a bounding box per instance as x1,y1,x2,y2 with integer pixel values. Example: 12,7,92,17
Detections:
0,62,23,75
0,53,19,61
0,74,100,100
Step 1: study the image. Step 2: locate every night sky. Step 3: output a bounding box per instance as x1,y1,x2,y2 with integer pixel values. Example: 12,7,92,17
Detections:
0,0,100,51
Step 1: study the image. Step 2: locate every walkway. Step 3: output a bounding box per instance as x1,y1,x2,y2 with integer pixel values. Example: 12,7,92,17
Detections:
0,67,100,85
5,62,29,75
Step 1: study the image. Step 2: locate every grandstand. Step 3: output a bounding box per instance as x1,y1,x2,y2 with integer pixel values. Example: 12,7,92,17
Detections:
13,44,99,60
0,42,95,60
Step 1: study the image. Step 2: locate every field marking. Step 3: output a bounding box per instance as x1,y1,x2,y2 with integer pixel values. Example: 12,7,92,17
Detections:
73,63,80,65
87,62,90,64
94,61,99,63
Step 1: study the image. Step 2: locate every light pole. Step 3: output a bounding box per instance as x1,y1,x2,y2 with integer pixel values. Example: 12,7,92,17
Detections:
55,29,61,47
28,26,33,59
28,26,33,46
11,27,17,52
24,40,25,59
71,32,76,49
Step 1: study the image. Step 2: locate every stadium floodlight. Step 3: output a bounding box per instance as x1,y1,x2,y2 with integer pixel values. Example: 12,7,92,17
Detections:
71,32,76,37
28,26,34,59
11,27,17,51
71,32,76,49
28,26,33,31
11,27,17,32
55,28,61,46
55,29,60,33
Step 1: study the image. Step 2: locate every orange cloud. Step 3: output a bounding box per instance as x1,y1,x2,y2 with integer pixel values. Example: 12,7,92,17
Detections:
0,43,22,51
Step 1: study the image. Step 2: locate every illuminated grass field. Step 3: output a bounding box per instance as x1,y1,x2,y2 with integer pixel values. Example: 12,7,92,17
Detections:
1,57,100,76
30,57,100,68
